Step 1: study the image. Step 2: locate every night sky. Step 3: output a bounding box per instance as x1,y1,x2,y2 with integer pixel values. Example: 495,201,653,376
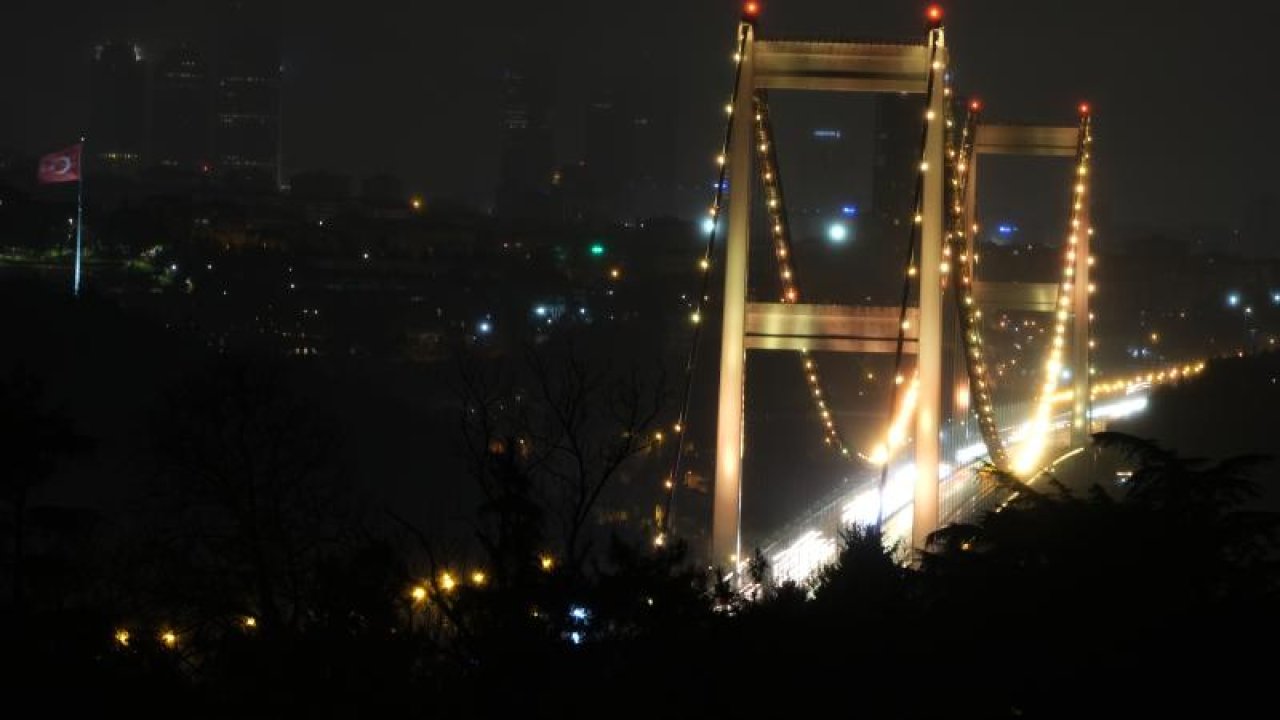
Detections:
2,0,1278,236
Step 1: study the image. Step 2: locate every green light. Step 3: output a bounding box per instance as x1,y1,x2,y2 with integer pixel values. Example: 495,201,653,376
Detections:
589,243,606,257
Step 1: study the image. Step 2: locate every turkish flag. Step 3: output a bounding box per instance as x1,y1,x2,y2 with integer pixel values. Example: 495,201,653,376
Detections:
37,144,83,184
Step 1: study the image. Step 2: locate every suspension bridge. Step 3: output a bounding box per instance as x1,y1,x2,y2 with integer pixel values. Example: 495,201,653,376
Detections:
655,3,1211,584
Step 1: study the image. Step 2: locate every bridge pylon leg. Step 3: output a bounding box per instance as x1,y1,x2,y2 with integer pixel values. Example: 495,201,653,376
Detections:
1071,190,1092,448
912,30,947,553
712,22,755,572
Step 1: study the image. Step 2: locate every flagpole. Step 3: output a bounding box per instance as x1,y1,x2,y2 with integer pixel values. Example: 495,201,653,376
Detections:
73,137,84,298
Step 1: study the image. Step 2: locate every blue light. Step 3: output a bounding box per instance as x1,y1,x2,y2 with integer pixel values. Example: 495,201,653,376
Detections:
1271,291,1280,306
1228,292,1241,308
477,321,492,335
997,224,1017,236
569,606,589,622
827,222,849,244
569,631,583,645
534,305,548,318
701,217,716,236
812,129,842,140
841,205,859,218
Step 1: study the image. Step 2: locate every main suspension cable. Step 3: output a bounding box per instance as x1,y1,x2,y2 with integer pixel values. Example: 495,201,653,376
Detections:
876,26,943,529
658,22,752,544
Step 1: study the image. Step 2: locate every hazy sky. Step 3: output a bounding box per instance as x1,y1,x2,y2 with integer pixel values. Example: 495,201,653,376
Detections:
2,1,1278,235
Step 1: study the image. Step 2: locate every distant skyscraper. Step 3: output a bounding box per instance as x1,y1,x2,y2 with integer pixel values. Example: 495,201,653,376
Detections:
215,0,282,192
871,93,924,233
89,42,147,175
496,61,554,219
152,46,211,175
584,95,628,219
579,89,677,222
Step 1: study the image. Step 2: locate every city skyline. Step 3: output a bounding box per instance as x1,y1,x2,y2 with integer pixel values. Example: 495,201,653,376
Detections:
0,1,1277,243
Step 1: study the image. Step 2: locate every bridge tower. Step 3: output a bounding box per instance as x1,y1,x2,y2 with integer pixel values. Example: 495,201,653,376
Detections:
962,114,1094,449
712,8,949,568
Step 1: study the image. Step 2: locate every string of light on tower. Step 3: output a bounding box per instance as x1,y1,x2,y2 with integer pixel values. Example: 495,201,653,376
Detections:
1013,105,1094,476
655,17,754,547
752,92,858,461
872,6,948,484
947,98,1011,472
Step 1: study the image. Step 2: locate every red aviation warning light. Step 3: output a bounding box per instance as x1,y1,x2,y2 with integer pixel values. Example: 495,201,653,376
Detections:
926,5,944,28
969,98,983,112
743,2,761,21
1078,102,1092,116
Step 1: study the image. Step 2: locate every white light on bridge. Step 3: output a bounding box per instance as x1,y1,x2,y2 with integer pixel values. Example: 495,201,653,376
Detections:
1090,395,1149,421
702,217,716,236
826,222,849,244
771,530,836,585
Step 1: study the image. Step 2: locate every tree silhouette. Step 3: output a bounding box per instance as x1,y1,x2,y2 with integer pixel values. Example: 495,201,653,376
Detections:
143,356,353,635
456,342,666,581
0,368,89,610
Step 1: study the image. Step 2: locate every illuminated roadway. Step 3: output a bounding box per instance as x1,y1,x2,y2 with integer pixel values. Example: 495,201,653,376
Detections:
761,388,1157,583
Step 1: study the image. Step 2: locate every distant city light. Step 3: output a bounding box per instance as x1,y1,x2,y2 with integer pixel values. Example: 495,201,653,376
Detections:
1271,291,1280,306
477,321,492,335
589,242,606,257
410,196,423,211
841,205,859,217
701,217,716,235
812,129,842,140
997,224,1017,236
1227,292,1241,307
534,305,548,318
827,222,849,244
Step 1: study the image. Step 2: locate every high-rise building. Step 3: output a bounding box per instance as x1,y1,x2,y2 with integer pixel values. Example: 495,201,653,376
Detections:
89,42,148,175
577,90,677,222
215,0,282,192
583,95,628,220
495,61,555,219
152,46,211,175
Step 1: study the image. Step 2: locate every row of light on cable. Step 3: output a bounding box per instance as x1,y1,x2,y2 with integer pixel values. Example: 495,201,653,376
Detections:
1014,106,1094,475
870,9,949,470
752,92,856,461
1086,361,1206,400
655,16,753,539
947,99,1011,472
